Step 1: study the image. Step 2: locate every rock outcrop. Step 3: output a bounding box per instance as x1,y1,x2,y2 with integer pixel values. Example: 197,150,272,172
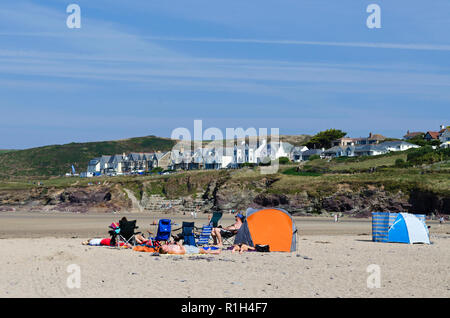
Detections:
0,178,448,216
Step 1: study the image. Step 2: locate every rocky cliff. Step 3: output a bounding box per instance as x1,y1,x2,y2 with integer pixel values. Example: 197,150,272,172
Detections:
1,171,448,216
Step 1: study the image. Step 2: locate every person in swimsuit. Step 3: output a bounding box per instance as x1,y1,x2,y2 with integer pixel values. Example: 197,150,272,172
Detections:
82,238,112,246
158,243,221,255
211,213,244,247
232,244,255,254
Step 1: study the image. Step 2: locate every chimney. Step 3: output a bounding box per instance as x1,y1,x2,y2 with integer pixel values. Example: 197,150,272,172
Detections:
407,130,410,135
369,132,372,138
440,124,445,130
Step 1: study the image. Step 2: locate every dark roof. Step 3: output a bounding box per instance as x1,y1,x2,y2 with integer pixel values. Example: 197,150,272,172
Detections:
302,149,323,156
425,131,440,139
354,144,386,152
403,131,424,138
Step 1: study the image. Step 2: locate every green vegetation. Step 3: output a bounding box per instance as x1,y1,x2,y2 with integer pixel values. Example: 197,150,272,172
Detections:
0,150,18,154
301,151,410,173
406,134,441,147
394,158,408,168
305,129,346,149
281,167,322,177
308,154,321,161
0,159,448,202
407,146,450,165
278,157,290,164
0,136,176,178
1,134,449,205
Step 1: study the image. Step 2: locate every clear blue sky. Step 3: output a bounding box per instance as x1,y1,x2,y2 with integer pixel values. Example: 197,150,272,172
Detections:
0,0,449,149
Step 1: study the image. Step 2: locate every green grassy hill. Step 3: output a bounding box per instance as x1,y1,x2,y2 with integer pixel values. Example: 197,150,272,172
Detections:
0,134,311,178
0,136,176,178
0,150,17,154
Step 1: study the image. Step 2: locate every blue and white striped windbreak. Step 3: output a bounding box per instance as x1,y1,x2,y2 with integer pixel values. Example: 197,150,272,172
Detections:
372,212,428,244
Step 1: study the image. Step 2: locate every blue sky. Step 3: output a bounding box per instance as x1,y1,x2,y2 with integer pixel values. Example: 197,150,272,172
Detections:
0,0,449,149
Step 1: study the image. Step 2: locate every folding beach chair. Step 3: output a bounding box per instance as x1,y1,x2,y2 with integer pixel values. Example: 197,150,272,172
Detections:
180,221,196,246
109,219,141,248
150,219,172,247
209,211,223,227
220,229,236,246
196,224,213,246
220,213,246,246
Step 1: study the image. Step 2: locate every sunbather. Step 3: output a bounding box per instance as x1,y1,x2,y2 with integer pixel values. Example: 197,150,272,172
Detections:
134,234,149,244
211,213,244,247
82,234,148,246
159,243,221,255
82,238,113,246
232,243,255,254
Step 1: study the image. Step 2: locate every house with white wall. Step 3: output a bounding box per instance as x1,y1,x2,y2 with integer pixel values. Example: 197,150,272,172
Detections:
439,127,450,143
378,141,420,152
290,146,308,162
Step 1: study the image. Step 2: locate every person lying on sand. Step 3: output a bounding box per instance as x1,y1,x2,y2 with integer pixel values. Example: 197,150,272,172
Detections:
211,213,244,247
82,234,148,246
134,234,149,244
82,238,112,246
232,244,255,254
158,243,221,255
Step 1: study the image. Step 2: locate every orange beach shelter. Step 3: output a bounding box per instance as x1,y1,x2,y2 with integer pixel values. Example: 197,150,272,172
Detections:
242,208,297,252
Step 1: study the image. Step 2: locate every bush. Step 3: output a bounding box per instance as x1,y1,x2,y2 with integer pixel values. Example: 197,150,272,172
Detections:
308,154,321,161
406,146,450,165
394,158,411,168
305,129,347,149
281,167,322,176
278,157,290,164
150,167,163,173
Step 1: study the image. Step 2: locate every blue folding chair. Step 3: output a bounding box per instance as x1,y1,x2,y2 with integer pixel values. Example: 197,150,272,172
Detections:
196,225,213,246
181,221,196,246
150,219,172,246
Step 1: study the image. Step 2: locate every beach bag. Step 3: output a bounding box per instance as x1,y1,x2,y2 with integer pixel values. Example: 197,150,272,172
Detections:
255,244,270,252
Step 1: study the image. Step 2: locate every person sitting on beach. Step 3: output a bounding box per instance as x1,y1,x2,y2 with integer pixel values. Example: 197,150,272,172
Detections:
158,243,221,255
211,213,244,247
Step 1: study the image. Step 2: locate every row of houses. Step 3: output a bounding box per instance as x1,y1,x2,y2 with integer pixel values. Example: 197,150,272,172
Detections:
404,124,450,146
84,131,431,176
321,140,420,159
86,140,303,176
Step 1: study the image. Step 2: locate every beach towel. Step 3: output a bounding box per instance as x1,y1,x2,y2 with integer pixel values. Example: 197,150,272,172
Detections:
133,246,157,253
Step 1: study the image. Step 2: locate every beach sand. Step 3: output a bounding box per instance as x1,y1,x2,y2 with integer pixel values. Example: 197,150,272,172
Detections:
0,212,449,298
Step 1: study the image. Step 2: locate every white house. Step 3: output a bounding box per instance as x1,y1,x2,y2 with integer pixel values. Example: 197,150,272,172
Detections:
439,127,450,143
353,145,388,157
218,147,235,168
268,141,294,160
323,145,355,158
378,141,420,152
87,158,101,174
290,146,308,162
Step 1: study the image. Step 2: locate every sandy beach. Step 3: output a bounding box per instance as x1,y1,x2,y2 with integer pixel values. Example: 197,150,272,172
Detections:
0,212,449,298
